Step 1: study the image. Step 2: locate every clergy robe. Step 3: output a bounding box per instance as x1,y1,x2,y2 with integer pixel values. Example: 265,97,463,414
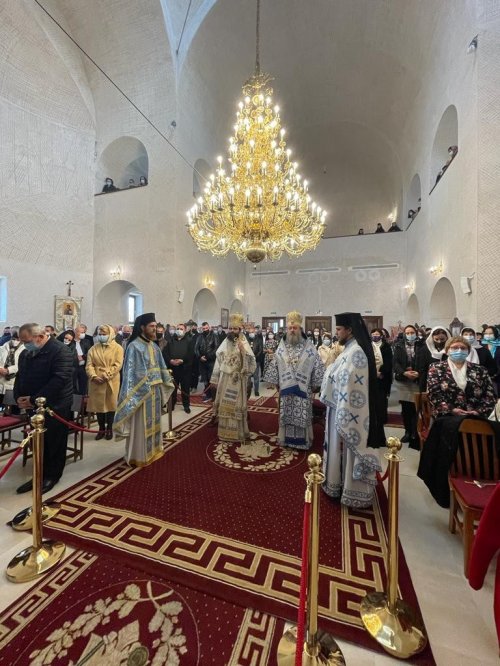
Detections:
114,336,174,466
211,334,256,442
264,337,325,450
320,337,381,508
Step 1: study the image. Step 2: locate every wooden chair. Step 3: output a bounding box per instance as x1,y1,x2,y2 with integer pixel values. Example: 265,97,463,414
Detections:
414,392,432,449
0,390,28,457
448,418,500,577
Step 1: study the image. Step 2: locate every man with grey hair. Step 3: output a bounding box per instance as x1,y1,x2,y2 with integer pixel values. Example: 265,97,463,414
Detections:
14,323,74,494
264,311,325,449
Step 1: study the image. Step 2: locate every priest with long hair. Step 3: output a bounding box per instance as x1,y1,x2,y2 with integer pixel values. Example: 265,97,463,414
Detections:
114,313,174,466
320,312,383,508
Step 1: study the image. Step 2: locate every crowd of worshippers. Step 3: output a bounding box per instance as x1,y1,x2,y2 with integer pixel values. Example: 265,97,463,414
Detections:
0,314,498,509
100,175,148,193
357,220,402,235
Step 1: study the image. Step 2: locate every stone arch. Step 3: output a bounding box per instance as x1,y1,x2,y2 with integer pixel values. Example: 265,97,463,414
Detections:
406,174,421,228
430,105,458,190
96,136,149,192
429,277,457,326
192,288,218,325
94,280,143,327
405,293,421,325
193,158,211,198
230,298,244,315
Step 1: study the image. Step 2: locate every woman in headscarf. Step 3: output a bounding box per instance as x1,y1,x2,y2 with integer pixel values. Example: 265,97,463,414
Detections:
86,324,124,440
263,330,278,375
415,325,451,393
460,327,496,377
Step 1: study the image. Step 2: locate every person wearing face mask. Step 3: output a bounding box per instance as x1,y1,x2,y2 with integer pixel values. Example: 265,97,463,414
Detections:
216,325,227,345
393,324,421,448
263,331,278,375
311,327,322,349
195,322,218,400
0,326,24,406
460,327,496,376
101,177,118,193
371,328,393,424
163,323,194,413
185,320,200,393
426,336,496,418
86,325,124,440
481,326,500,396
245,326,263,396
115,324,132,350
73,324,93,395
62,330,80,391
318,332,333,365
415,326,451,393
14,323,74,493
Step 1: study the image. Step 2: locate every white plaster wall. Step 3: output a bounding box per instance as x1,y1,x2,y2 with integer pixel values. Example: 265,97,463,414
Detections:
61,0,246,329
246,234,407,329
0,0,95,327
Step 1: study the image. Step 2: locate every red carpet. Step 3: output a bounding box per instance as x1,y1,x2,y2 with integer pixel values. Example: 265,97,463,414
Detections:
0,549,284,665
44,404,434,664
386,411,404,427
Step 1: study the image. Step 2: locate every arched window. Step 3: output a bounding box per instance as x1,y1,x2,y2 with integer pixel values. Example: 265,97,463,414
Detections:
406,174,421,228
430,105,458,192
96,137,149,193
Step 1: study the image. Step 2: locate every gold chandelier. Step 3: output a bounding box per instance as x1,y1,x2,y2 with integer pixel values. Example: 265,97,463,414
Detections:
186,0,326,264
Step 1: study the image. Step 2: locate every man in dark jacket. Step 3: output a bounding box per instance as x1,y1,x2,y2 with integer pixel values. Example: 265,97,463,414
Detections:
15,323,74,494
162,323,194,413
245,325,264,396
195,322,218,397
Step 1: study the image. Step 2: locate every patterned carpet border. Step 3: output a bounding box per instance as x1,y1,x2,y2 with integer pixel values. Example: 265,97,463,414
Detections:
0,549,284,666
43,406,434,664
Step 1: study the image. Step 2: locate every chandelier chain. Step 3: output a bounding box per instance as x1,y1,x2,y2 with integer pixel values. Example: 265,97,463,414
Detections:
255,0,261,75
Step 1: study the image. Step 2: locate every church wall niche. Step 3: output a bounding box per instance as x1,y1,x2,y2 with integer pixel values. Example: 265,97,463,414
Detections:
94,280,143,328
430,105,458,191
192,288,218,325
405,293,421,325
406,174,421,229
96,137,149,193
428,277,457,326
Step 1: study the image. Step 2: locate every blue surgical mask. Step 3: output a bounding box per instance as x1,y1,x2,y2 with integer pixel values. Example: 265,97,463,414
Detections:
98,335,109,343
249,333,255,339
405,334,416,343
322,339,331,346
448,350,468,363
24,341,38,353
483,334,495,342
463,335,475,344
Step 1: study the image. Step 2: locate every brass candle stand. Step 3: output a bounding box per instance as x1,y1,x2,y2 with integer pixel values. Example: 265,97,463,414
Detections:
7,398,66,583
360,436,428,658
277,454,345,665
163,394,179,442
10,398,62,532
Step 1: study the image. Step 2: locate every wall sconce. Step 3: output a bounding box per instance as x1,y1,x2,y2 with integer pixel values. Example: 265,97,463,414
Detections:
110,265,122,280
235,289,244,299
429,261,444,277
404,281,415,292
204,276,215,289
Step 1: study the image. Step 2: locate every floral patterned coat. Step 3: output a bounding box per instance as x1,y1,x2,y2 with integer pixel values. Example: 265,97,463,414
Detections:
427,360,496,418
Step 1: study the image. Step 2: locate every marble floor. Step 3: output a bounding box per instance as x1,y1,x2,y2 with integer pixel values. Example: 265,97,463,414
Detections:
0,387,497,665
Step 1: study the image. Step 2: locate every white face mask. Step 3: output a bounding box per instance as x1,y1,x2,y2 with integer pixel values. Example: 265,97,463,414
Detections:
463,335,474,344
176,329,184,337
79,333,85,340
64,339,72,345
